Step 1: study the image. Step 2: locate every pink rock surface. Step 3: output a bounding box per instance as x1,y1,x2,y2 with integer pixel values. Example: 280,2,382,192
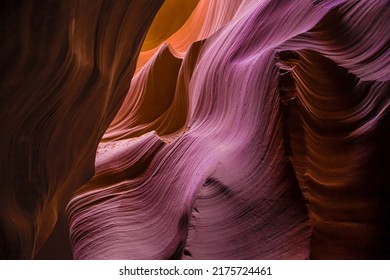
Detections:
1,0,389,260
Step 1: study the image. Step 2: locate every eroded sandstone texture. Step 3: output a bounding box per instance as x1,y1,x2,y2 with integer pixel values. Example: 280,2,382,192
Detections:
1,0,389,259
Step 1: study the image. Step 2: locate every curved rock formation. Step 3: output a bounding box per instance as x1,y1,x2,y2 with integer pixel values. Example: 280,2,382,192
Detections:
1,0,389,260
135,0,243,73
277,0,390,258
0,0,163,259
